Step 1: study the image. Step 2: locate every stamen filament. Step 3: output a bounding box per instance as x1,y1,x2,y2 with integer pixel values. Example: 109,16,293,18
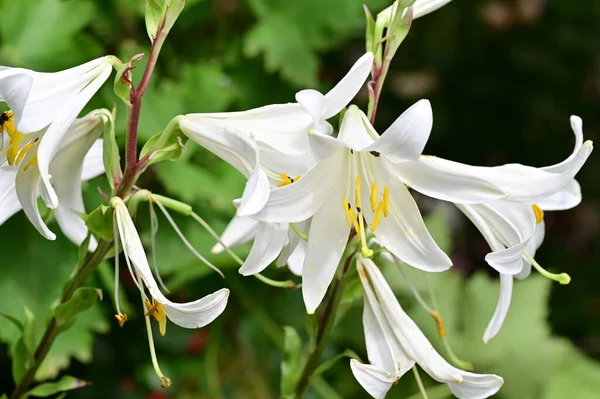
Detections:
348,208,360,235
357,211,373,258
254,273,297,289
113,218,126,326
524,251,570,284
290,222,309,242
149,201,171,293
412,366,429,399
343,197,352,227
355,176,362,208
14,140,37,165
138,276,171,388
383,186,389,217
371,202,385,232
190,211,245,265
23,154,37,171
370,181,378,213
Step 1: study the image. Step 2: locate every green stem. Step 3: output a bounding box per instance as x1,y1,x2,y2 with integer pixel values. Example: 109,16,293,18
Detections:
293,254,354,398
412,366,429,399
524,252,571,284
290,222,308,242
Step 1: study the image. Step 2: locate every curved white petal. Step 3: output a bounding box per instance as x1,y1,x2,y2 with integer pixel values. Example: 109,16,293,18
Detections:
0,168,20,224
81,139,105,181
15,154,55,240
285,240,306,276
211,216,259,254
323,52,374,119
0,71,34,126
114,200,229,329
239,221,288,275
542,116,584,173
302,178,351,313
390,158,506,204
537,179,581,211
253,150,347,223
361,155,452,272
184,103,313,155
350,360,396,399
364,99,433,162
483,273,513,344
258,141,315,178
276,220,308,268
338,106,377,150
308,130,346,162
516,221,545,280
361,258,504,395
413,0,454,19
36,63,112,208
295,89,326,122
179,121,270,216
417,138,593,203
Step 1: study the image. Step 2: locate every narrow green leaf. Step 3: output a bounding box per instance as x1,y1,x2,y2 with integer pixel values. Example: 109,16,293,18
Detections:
0,312,24,332
313,349,361,377
100,108,122,186
85,205,114,241
280,326,304,397
54,288,103,331
24,375,90,397
11,337,33,384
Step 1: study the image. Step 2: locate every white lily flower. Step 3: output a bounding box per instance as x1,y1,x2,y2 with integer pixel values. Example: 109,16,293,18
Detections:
0,57,113,211
181,52,374,155
0,110,107,248
413,0,454,18
253,101,506,313
112,197,229,332
351,257,503,399
456,116,588,343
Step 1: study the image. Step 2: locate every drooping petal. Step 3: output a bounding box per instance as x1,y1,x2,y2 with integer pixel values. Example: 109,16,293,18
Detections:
389,158,506,204
36,62,112,208
238,221,289,275
415,138,592,203
211,216,259,254
113,199,229,329
541,116,583,173
536,179,581,211
350,360,397,399
360,155,452,272
0,168,20,225
413,0,454,19
184,103,313,155
301,192,351,314
483,273,513,344
252,150,348,223
179,121,270,216
363,99,433,162
361,258,503,396
51,112,104,249
323,52,374,119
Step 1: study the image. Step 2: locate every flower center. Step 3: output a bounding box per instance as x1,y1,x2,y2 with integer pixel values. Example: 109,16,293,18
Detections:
343,176,390,257
277,173,301,187
145,299,168,336
0,111,39,169
531,204,544,224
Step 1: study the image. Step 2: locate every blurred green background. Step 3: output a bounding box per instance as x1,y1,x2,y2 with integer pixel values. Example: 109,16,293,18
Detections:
1,0,599,398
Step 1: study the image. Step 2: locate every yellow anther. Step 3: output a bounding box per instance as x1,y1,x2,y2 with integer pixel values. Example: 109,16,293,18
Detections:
277,173,301,187
6,133,22,166
145,299,167,336
115,313,128,327
383,186,389,217
371,201,385,232
431,310,446,338
370,180,378,213
531,204,544,224
343,197,352,227
14,139,38,166
355,176,362,208
348,208,360,236
23,154,38,172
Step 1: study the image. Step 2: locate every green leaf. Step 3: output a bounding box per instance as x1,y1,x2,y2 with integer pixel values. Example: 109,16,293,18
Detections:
77,234,92,266
139,128,184,167
24,376,90,397
0,312,24,332
280,326,304,397
54,288,103,331
313,349,361,377
145,0,163,41
85,205,114,241
542,348,600,399
145,0,185,42
12,337,33,384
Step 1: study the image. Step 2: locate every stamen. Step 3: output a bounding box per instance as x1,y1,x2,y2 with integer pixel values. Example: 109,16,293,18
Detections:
115,313,128,327
113,220,124,319
149,201,170,293
23,154,38,171
370,181,378,213
524,251,570,284
277,173,294,187
145,299,168,336
531,204,544,224
383,186,389,217
357,208,373,258
370,202,385,232
343,197,352,227
14,140,36,165
348,208,360,235
355,176,362,208
430,311,446,338
7,133,22,166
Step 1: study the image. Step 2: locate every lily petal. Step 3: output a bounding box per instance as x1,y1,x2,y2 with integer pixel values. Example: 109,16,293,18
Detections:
239,221,289,275
364,99,433,162
483,273,513,344
350,360,397,399
295,89,327,122
361,155,452,272
0,167,20,225
338,106,378,150
541,116,583,173
0,71,34,126
536,179,581,211
447,373,505,399
211,216,259,254
516,221,545,280
413,0,454,19
323,52,374,119
285,240,306,276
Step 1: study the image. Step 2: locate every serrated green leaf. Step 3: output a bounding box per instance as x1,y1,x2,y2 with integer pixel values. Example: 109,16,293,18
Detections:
543,348,600,399
24,375,89,398
85,205,114,241
280,326,304,396
54,288,103,331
